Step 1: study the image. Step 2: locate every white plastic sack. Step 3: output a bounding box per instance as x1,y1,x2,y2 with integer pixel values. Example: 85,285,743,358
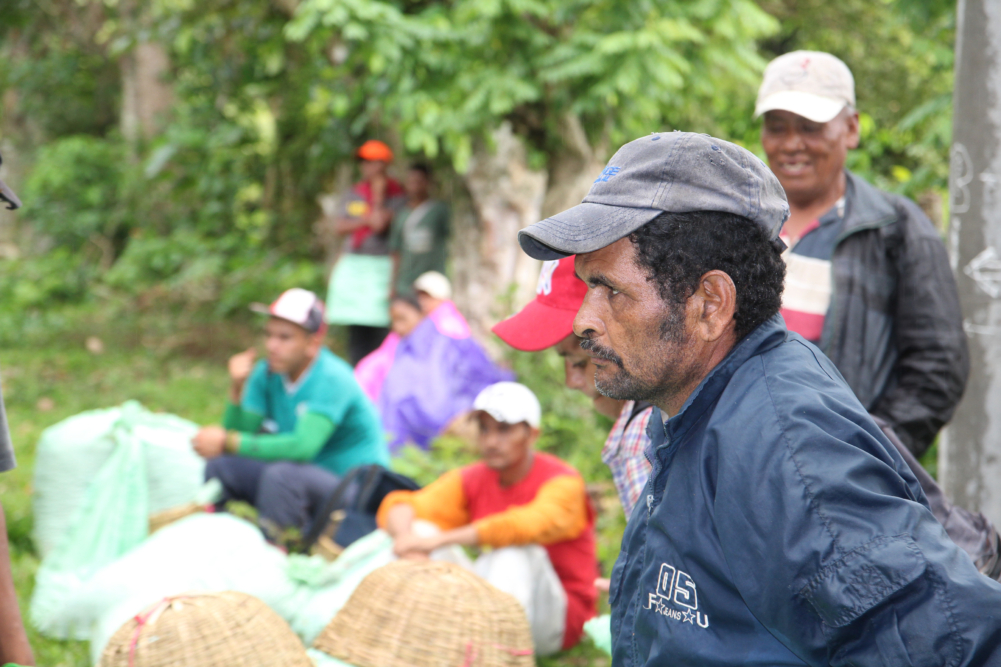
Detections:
49,513,300,665
32,400,204,557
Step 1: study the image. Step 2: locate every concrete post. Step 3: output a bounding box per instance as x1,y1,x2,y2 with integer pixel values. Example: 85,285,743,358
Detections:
941,0,1001,523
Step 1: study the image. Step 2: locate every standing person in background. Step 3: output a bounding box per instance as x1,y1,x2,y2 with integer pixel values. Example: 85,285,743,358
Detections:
756,51,968,458
390,164,451,297
326,140,406,365
0,154,35,666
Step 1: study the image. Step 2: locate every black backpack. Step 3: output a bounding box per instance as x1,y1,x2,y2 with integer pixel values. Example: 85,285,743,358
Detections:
303,464,420,558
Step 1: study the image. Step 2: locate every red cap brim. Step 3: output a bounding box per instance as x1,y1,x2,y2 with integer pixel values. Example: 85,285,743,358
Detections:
491,299,577,352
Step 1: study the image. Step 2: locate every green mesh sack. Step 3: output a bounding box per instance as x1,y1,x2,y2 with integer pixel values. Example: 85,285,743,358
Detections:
29,401,205,640
32,401,203,556
584,614,612,655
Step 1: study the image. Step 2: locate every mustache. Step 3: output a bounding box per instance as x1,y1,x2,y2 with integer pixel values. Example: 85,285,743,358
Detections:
579,337,625,369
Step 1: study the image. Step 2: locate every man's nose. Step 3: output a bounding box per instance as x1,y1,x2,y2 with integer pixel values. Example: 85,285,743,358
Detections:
564,359,585,390
779,129,806,153
573,290,604,340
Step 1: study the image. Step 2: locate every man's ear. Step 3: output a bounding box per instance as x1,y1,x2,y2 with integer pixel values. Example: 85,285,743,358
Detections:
308,331,325,355
689,270,737,343
845,109,861,150
526,425,542,446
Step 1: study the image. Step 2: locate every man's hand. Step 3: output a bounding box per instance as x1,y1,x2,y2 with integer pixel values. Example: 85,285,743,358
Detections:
228,348,256,403
192,426,227,459
595,577,611,594
228,348,257,384
392,532,438,560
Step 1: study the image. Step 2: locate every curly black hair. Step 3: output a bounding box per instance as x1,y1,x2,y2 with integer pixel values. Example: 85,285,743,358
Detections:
629,211,786,340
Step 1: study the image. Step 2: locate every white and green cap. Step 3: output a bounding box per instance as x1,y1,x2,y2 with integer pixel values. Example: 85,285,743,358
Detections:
755,51,856,124
472,382,542,428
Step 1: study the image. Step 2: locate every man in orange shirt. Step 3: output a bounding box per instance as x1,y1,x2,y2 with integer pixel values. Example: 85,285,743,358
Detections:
378,382,598,655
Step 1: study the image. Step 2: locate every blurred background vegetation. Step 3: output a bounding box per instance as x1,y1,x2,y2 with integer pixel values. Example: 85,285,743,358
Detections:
0,0,959,663
0,0,957,338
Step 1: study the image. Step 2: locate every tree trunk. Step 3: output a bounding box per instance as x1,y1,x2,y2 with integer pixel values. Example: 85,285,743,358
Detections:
450,117,607,345
452,122,548,343
121,41,174,144
540,113,608,219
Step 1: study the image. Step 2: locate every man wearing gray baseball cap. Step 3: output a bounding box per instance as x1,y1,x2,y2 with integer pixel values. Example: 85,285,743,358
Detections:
518,131,1001,665
756,51,967,460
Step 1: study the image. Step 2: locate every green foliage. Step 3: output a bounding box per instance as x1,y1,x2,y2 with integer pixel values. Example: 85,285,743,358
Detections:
1,0,960,324
22,136,134,252
1,0,120,138
287,0,780,171
0,249,97,314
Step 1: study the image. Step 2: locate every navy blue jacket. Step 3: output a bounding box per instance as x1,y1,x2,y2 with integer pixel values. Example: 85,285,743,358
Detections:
610,316,1001,666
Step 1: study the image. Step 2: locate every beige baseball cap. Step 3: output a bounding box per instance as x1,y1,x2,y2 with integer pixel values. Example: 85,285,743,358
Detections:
413,271,452,301
755,51,855,124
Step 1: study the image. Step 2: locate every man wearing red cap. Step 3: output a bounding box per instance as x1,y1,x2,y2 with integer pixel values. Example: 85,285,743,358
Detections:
492,258,653,518
327,140,407,365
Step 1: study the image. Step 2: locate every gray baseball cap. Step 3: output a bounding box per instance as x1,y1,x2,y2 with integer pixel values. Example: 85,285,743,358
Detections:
518,132,789,260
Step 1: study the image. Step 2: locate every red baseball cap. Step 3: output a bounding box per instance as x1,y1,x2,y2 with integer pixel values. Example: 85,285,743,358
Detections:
492,256,587,351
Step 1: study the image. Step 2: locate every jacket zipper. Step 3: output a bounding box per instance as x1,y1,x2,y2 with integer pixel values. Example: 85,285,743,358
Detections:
822,217,897,355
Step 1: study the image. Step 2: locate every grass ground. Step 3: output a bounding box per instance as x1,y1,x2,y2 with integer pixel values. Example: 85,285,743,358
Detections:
0,329,614,666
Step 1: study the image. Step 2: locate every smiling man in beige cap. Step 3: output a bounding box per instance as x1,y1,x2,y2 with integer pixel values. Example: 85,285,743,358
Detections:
757,50,967,459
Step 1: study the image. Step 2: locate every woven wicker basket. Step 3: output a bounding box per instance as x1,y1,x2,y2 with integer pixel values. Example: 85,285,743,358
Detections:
99,591,312,667
313,560,535,667
148,502,203,534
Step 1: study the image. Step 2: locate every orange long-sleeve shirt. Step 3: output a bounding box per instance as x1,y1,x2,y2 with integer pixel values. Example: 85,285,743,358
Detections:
377,453,598,649
377,467,588,546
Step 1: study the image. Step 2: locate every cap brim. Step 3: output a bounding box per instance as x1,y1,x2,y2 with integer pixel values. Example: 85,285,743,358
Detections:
518,203,661,260
470,407,536,428
249,303,272,316
0,178,21,211
492,299,577,352
754,91,847,124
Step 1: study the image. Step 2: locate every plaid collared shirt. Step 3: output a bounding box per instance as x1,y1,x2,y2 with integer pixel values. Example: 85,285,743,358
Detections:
601,400,654,517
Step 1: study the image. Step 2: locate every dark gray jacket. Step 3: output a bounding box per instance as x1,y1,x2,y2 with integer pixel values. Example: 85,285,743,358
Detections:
819,172,968,457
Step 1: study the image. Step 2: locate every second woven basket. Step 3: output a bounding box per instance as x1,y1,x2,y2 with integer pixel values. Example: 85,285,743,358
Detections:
314,559,535,667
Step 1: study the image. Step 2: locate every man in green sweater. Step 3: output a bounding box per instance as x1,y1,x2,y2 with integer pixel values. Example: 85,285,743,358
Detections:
192,288,389,541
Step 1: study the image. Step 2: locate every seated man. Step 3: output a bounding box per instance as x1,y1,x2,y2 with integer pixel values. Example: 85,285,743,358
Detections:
377,382,598,655
192,288,389,542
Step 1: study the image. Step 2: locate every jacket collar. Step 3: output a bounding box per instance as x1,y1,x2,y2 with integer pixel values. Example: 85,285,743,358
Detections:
653,315,789,444
841,170,897,234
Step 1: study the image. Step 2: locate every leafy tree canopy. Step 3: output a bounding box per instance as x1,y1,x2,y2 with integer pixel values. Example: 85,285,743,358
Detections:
285,0,779,170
